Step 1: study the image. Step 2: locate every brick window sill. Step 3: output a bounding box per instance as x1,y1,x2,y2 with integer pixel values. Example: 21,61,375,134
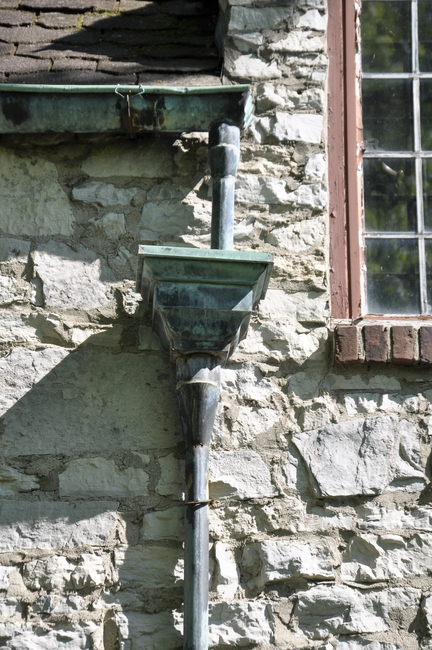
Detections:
333,324,432,366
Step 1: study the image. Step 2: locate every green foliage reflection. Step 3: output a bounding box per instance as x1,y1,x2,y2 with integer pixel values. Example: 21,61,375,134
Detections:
362,1,411,72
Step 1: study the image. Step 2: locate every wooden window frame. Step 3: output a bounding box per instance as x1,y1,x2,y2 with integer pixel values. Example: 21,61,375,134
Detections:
328,0,363,321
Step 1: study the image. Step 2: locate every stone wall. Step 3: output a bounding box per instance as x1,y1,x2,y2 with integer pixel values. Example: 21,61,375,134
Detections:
0,0,430,648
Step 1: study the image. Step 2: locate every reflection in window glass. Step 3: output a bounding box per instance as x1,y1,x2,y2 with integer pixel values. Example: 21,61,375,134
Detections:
423,160,432,231
364,159,416,232
363,80,413,151
366,239,420,314
419,1,432,71
420,81,432,150
362,1,411,73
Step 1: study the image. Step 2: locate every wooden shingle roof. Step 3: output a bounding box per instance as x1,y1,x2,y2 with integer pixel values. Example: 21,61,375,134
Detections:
0,0,221,84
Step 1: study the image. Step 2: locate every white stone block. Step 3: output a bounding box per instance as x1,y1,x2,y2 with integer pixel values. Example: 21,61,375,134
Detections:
72,182,136,207
209,601,274,646
156,454,184,498
252,540,335,587
297,9,327,30
141,507,184,541
0,147,74,236
221,363,273,402
70,554,106,589
114,545,183,588
33,594,83,615
214,543,240,599
0,567,13,591
259,289,328,323
305,154,326,180
32,241,115,310
341,532,432,583
88,212,126,239
0,278,29,308
230,406,280,447
0,349,179,456
0,500,118,551
357,503,432,531
0,596,21,618
228,55,282,80
269,30,324,53
0,312,40,344
0,625,92,649
59,457,149,498
292,416,424,498
231,32,263,53
0,466,39,496
209,450,276,499
0,238,30,263
139,197,210,242
235,174,290,204
229,7,289,32
267,216,325,250
115,611,182,650
336,641,402,650
82,140,174,178
254,112,323,144
24,555,76,590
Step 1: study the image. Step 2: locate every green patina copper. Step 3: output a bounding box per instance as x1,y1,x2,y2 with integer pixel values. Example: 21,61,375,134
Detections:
137,245,273,359
0,84,253,134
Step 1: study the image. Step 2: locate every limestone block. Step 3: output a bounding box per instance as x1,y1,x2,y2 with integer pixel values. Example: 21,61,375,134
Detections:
209,601,274,646
70,554,106,589
72,182,136,207
306,154,326,180
269,30,324,53
284,183,327,210
69,324,122,348
297,9,327,30
0,147,74,236
228,7,289,31
292,416,424,498
209,504,261,540
256,84,323,112
357,503,432,531
214,542,240,599
115,611,183,650
254,112,323,144
324,373,401,392
88,212,126,240
231,32,263,53
139,196,210,242
59,457,149,498
0,501,118,551
24,556,75,590
0,567,13,590
307,506,355,533
0,625,92,649
235,174,291,204
114,545,183,588
156,455,184,498
32,241,115,310
0,349,179,457
250,540,335,587
221,363,273,402
259,289,328,323
0,238,30,263
0,596,21,618
0,278,29,307
229,406,280,447
0,313,40,344
341,533,432,583
209,450,276,499
336,641,402,650
33,594,83,615
266,216,325,250
0,466,39,496
228,55,282,81
141,507,184,541
293,585,389,639
82,140,174,178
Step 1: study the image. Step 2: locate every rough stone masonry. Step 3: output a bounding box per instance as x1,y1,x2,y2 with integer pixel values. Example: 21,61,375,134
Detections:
0,0,431,649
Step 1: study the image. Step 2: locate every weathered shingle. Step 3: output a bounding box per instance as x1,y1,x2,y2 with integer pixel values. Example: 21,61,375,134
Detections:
0,0,220,84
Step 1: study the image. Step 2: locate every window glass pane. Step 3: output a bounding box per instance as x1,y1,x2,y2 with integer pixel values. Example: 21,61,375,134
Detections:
364,158,416,232
366,238,420,314
423,160,432,231
425,241,432,312
362,80,413,151
420,81,432,150
361,1,411,73
419,1,432,71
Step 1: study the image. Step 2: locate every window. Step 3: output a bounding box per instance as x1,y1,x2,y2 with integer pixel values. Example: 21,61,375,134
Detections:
329,0,432,319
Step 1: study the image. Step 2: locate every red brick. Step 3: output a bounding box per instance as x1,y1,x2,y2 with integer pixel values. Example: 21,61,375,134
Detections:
363,325,389,364
334,326,359,364
391,325,416,365
420,327,432,366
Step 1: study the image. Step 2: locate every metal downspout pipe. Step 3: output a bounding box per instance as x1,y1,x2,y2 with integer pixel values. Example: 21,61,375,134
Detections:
178,120,240,650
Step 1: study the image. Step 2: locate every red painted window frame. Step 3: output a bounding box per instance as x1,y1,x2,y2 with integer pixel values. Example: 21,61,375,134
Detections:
328,0,363,320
